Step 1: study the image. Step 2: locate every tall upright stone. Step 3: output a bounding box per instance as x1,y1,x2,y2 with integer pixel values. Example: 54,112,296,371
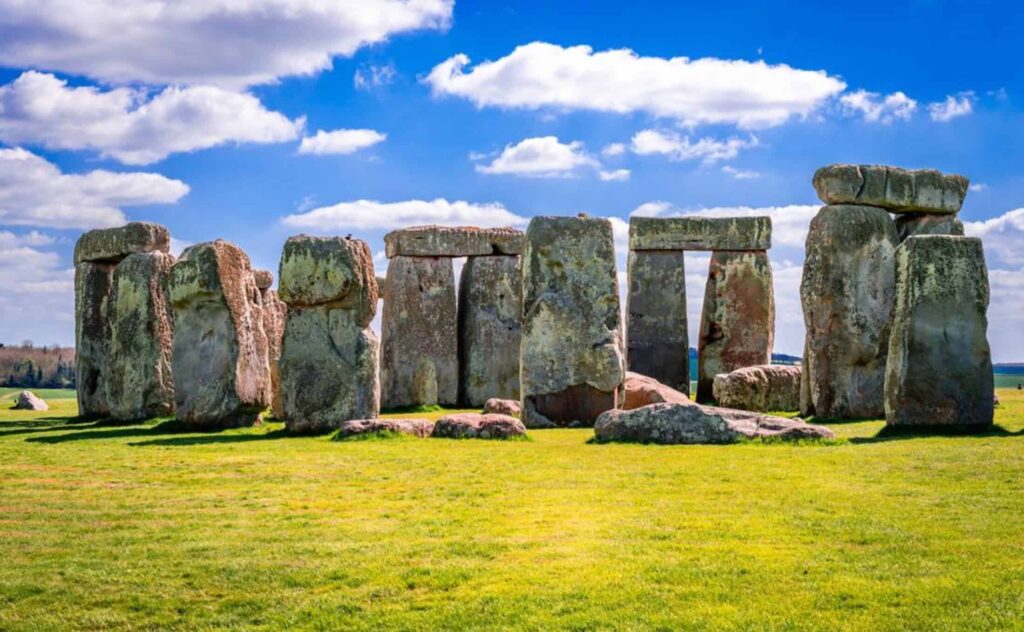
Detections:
696,251,774,402
458,255,522,407
885,236,993,427
801,205,897,418
278,236,379,432
168,240,271,427
381,256,457,408
254,270,287,420
521,216,624,427
105,252,176,421
626,250,689,394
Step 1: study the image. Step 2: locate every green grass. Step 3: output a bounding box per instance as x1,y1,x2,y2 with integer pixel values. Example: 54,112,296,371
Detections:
0,392,1022,630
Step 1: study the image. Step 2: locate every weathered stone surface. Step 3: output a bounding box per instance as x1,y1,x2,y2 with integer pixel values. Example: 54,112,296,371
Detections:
260,288,287,419
626,250,689,394
622,372,691,410
521,216,624,427
801,205,897,418
458,255,522,406
885,236,993,427
381,256,457,408
712,364,801,412
483,398,521,417
277,235,377,325
629,216,772,251
384,225,524,258
74,222,170,264
105,252,176,421
14,391,47,411
812,164,969,214
697,251,774,403
75,261,114,418
594,402,835,444
894,213,964,242
169,240,271,427
335,418,435,439
253,269,274,290
431,413,528,439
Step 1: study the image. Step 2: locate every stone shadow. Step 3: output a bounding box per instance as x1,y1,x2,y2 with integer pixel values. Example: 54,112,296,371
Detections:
128,429,292,447
850,424,1023,444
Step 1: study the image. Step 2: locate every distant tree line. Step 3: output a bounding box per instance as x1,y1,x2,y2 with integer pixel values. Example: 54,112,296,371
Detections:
0,342,76,388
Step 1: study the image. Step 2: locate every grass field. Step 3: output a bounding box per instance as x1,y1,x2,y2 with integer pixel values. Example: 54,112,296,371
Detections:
1,390,1022,630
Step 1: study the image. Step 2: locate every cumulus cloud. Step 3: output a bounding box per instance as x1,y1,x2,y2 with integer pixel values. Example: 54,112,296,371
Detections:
722,166,760,179
965,208,1024,266
282,198,527,231
476,136,598,177
0,72,303,165
928,92,975,122
298,129,386,155
425,42,846,129
0,230,75,342
0,147,188,229
840,89,918,123
599,169,631,182
601,143,626,157
0,0,454,88
630,129,758,164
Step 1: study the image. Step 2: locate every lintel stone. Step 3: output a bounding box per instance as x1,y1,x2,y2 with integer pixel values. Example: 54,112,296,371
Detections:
812,164,969,214
74,222,170,264
629,216,772,251
384,225,524,258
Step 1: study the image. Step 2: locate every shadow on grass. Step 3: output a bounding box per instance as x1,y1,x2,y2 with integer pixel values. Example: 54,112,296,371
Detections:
25,418,283,445
128,428,293,447
850,424,1024,444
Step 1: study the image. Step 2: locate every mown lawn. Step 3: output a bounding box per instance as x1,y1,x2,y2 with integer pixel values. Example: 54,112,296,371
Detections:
0,390,1022,630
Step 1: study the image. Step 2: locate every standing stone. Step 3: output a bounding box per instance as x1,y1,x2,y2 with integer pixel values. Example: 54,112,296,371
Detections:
168,240,271,427
885,236,993,427
278,236,379,432
261,288,287,420
381,256,457,408
801,205,897,418
894,213,965,242
105,252,176,421
458,255,522,407
520,216,624,427
627,250,689,394
696,251,774,403
75,262,114,418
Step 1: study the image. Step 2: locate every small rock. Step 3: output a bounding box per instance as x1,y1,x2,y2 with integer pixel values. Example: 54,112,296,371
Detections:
336,418,435,439
431,413,527,439
483,398,521,416
253,269,274,290
713,365,801,412
14,391,48,411
622,372,690,410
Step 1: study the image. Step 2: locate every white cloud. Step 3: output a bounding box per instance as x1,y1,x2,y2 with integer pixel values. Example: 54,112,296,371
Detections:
722,166,761,180
601,143,626,157
599,169,631,182
0,147,188,229
354,63,398,90
0,72,303,165
986,267,1024,362
0,230,55,248
476,136,598,178
425,42,846,129
965,208,1024,266
970,183,987,193
630,129,757,164
0,233,75,343
0,0,454,88
298,129,386,155
282,198,527,231
840,89,917,124
928,92,975,122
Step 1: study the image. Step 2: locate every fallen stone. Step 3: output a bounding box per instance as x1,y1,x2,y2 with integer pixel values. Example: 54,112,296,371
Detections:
713,364,801,412
260,288,287,419
626,250,689,394
885,236,993,427
384,225,524,258
14,391,47,411
521,216,625,427
622,372,691,410
75,261,114,418
458,255,522,407
594,402,835,444
74,222,170,264
431,413,528,439
335,418,435,439
629,216,772,251
696,251,774,403
168,240,271,427
105,252,176,421
253,269,274,290
483,398,521,417
381,256,457,408
812,164,969,214
894,213,965,242
801,205,897,418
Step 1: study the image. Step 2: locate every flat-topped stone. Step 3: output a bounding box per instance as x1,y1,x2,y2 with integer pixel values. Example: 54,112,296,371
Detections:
74,222,170,264
629,216,771,251
278,235,377,322
431,413,527,439
253,269,274,290
335,418,435,439
384,225,524,258
812,164,969,214
713,364,801,412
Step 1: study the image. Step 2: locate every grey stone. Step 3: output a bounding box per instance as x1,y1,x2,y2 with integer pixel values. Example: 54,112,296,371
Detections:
895,213,965,243
431,413,528,439
483,398,521,416
277,235,377,325
335,418,435,439
253,269,274,290
260,288,287,419
458,255,522,407
712,364,801,412
885,236,993,427
629,216,772,251
381,256,458,408
169,240,271,427
696,251,774,403
626,250,689,394
594,402,835,444
75,261,114,418
622,372,691,410
812,164,969,214
384,225,524,258
74,222,170,264
105,252,176,421
801,205,897,418
14,391,47,411
520,216,624,427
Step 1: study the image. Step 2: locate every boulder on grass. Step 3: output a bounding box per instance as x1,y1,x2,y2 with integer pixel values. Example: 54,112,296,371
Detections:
712,365,801,412
483,398,521,417
431,413,527,439
14,391,48,411
622,372,690,410
335,418,435,439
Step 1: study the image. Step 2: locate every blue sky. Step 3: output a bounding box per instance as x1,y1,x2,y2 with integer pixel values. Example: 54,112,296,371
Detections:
1,0,1022,360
